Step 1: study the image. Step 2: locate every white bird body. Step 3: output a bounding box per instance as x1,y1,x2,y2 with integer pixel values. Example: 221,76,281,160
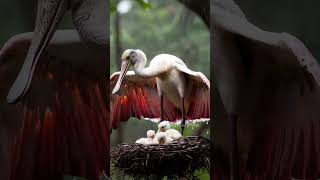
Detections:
156,66,187,109
111,49,210,133
147,130,156,144
157,121,182,140
150,138,159,144
135,138,150,145
135,130,156,145
164,129,182,140
136,53,206,110
155,132,173,145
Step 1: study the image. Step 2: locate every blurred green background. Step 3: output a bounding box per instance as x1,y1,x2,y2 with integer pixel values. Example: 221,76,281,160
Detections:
109,0,210,75
110,0,210,179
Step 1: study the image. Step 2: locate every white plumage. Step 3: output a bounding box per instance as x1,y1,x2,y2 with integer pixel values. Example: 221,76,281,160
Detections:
111,49,210,134
135,121,182,145
164,129,182,140
135,130,156,144
135,138,150,144
155,132,173,144
147,130,157,144
157,121,182,140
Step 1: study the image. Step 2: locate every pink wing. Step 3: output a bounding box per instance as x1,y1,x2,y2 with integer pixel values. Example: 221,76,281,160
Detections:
0,31,109,180
110,70,210,130
184,72,210,120
110,71,180,129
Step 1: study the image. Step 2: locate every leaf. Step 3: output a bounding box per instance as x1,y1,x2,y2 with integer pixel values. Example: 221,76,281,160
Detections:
135,0,152,9
110,0,117,14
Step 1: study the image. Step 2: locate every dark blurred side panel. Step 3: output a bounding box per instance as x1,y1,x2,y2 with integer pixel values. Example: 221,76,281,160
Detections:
0,0,110,179
211,0,320,179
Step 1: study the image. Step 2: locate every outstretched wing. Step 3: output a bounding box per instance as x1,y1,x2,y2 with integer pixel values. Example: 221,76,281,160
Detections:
110,71,180,129
0,30,107,107
175,64,210,120
213,1,320,87
212,0,320,179
0,30,109,180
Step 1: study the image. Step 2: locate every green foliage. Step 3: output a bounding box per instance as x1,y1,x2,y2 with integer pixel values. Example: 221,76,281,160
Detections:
135,0,152,9
110,0,210,77
110,0,117,14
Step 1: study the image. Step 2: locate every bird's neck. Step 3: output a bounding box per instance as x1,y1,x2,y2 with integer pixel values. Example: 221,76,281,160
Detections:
133,60,149,78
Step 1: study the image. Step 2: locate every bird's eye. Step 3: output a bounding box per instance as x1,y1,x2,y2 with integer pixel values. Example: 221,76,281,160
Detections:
125,56,130,60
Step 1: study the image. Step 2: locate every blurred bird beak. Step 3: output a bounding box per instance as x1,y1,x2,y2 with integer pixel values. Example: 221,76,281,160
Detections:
112,60,131,94
7,0,68,103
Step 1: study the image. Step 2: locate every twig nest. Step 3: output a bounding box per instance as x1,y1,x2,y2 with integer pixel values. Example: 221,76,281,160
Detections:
111,136,210,178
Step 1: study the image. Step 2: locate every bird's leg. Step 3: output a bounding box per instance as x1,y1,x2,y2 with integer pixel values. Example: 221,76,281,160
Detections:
229,113,240,180
160,95,164,122
181,97,185,136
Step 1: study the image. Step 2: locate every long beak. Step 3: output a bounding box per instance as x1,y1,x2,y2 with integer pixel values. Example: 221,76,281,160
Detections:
7,0,68,103
112,60,130,94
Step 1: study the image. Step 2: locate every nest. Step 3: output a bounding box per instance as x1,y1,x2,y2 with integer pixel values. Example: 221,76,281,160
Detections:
111,136,210,178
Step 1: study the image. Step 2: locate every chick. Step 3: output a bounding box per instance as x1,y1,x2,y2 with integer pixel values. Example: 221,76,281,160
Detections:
135,137,149,144
135,130,156,144
157,121,182,140
147,130,157,144
155,132,173,144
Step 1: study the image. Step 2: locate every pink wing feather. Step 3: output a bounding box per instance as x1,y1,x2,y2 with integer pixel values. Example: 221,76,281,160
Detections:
110,71,210,129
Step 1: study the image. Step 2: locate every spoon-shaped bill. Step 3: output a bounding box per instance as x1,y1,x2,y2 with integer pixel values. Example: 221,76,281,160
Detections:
112,60,130,94
7,0,68,103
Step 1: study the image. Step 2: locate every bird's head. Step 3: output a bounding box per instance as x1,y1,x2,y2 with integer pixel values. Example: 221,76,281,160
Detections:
112,49,147,94
155,132,167,145
158,121,171,132
147,130,155,140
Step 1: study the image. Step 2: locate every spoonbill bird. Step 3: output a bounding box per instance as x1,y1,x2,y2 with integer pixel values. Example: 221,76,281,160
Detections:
110,49,210,134
212,0,320,179
7,0,108,104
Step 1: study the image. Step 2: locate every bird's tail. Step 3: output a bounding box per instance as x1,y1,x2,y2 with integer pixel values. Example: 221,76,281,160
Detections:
9,81,109,180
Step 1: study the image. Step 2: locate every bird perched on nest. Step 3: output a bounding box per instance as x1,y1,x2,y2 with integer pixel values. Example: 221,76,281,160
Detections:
135,130,156,144
157,121,182,140
155,132,173,145
111,49,210,135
